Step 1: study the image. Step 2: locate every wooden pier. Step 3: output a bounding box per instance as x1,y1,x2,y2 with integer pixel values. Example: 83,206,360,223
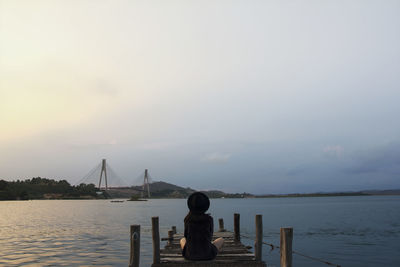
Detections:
153,231,266,267
129,213,294,267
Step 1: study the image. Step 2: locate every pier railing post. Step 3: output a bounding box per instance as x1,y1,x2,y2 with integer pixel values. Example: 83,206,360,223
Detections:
218,218,225,232
280,227,293,267
255,214,263,262
234,213,240,242
130,225,140,267
152,217,160,264
167,230,174,246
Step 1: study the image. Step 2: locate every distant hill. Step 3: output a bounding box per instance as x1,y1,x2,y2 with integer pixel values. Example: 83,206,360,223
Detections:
257,189,400,198
108,181,400,199
140,181,192,193
106,181,192,198
360,189,400,195
133,181,196,198
107,181,252,199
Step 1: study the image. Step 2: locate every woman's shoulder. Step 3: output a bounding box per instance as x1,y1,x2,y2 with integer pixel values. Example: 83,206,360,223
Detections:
185,212,213,223
205,213,213,220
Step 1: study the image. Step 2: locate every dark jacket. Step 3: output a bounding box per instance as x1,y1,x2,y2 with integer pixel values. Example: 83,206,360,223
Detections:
182,212,218,260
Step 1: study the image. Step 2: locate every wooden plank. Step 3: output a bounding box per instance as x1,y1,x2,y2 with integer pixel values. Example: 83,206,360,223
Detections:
161,249,250,254
160,258,258,263
152,263,266,267
165,242,246,247
161,253,255,257
160,258,257,262
173,232,235,238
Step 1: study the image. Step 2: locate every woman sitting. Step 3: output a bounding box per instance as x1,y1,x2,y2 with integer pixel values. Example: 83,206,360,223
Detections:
180,192,224,260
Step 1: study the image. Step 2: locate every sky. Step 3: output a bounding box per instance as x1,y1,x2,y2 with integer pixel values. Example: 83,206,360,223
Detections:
1,0,399,194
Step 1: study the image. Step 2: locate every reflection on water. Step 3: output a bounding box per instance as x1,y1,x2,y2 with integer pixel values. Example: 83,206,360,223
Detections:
1,196,400,266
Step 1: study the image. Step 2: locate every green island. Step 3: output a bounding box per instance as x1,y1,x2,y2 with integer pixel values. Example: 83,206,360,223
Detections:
0,177,108,200
1,177,399,201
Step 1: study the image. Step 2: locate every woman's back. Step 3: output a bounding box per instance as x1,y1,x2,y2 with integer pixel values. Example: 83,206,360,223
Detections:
182,212,217,260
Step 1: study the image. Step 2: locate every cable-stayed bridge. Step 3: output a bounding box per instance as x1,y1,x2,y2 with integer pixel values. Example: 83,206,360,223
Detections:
74,159,153,197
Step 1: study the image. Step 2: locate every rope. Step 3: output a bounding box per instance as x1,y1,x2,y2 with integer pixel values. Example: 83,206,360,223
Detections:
241,234,341,267
291,250,341,267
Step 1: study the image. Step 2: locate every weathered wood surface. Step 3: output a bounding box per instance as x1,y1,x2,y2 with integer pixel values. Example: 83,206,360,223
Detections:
129,225,140,267
152,217,161,264
152,231,266,267
280,227,293,267
255,214,263,262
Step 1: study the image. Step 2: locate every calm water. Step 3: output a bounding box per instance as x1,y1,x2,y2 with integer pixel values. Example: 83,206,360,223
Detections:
1,196,399,267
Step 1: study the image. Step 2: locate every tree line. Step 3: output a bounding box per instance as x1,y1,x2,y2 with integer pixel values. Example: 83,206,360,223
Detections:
0,177,102,200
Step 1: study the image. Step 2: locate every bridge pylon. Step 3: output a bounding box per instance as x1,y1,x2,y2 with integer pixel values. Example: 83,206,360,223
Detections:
142,169,150,198
98,159,108,190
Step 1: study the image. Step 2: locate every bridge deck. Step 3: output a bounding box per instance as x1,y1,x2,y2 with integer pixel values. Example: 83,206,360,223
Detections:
151,231,266,267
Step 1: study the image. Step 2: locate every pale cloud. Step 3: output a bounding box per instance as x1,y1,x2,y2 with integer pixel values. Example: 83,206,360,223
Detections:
202,152,231,164
68,139,118,149
108,139,118,145
139,142,172,151
346,143,400,175
92,79,119,97
323,145,344,158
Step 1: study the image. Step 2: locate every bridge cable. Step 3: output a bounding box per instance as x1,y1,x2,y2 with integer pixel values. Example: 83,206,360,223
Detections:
147,173,153,183
105,163,129,187
74,162,102,186
132,171,145,186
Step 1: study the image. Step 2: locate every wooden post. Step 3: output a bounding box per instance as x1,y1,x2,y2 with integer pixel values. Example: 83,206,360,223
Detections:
234,213,240,242
218,218,225,232
255,214,263,261
172,226,177,234
280,227,293,267
152,217,160,264
168,230,174,245
130,225,140,267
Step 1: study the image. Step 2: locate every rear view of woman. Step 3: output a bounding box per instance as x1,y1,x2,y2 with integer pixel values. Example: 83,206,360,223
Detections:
180,192,224,260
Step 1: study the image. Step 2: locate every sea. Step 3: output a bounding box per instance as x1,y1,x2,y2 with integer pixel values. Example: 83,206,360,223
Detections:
0,196,399,267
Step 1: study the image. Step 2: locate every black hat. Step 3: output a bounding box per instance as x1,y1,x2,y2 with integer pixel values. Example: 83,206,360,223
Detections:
187,192,210,214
